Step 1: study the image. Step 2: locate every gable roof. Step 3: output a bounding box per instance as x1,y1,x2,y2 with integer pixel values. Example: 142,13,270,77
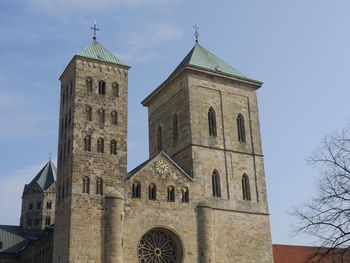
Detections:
78,40,127,66
172,43,245,78
23,160,57,195
0,225,26,254
127,151,193,181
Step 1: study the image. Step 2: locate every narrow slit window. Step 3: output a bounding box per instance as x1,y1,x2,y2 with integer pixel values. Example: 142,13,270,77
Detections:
86,106,92,121
84,135,91,152
242,174,251,201
237,113,246,142
96,178,103,195
208,107,217,136
98,109,105,124
182,187,189,203
111,111,118,125
212,170,221,197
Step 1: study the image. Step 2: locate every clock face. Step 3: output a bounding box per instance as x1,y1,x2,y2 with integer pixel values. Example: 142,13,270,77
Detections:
155,160,169,175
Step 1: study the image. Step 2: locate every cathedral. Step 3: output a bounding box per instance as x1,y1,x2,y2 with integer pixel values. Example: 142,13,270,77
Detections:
0,32,273,263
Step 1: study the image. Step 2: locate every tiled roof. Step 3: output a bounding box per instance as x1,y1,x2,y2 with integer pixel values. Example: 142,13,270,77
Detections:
0,225,26,254
171,43,245,78
23,160,57,195
78,40,127,66
273,244,350,263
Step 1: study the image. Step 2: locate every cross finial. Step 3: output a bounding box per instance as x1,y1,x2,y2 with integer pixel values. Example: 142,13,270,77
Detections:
49,152,52,160
193,24,200,43
90,21,100,41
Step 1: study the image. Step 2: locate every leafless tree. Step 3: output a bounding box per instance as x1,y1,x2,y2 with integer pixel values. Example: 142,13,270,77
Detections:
294,127,350,263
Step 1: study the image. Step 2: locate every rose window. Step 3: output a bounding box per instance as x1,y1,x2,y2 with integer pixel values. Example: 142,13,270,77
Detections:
138,229,181,263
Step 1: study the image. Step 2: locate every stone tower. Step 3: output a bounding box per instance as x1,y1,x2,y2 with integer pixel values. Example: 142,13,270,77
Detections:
20,160,56,236
142,43,273,262
52,38,130,263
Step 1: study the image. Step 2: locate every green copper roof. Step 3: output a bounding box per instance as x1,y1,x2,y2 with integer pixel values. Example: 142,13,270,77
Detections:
172,43,245,78
23,160,57,195
78,40,126,66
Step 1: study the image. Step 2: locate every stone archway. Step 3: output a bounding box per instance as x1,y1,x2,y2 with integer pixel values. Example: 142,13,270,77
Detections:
137,227,183,263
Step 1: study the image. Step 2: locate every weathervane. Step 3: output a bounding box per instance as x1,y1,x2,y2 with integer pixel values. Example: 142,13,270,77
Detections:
90,21,100,41
193,24,200,43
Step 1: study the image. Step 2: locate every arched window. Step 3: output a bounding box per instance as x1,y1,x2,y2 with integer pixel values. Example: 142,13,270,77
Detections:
110,140,117,155
242,174,251,201
98,109,105,124
46,201,52,210
237,113,246,142
111,111,118,125
83,177,90,194
112,82,119,97
208,107,217,136
149,184,157,200
27,218,32,226
182,187,189,203
29,202,33,210
85,106,92,121
84,135,91,152
45,217,51,226
98,80,106,95
96,178,103,195
167,186,175,202
86,77,92,92
173,114,178,143
132,182,141,198
97,138,104,153
36,201,41,209
212,170,221,197
157,125,162,152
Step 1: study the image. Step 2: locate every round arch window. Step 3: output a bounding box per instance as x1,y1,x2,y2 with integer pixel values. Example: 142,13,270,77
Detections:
137,228,183,263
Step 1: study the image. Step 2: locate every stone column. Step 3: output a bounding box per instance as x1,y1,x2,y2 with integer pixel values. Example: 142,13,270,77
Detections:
105,190,124,263
197,202,215,263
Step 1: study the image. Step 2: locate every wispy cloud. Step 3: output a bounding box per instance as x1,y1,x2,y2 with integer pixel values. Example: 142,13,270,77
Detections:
119,23,183,63
30,0,174,13
0,92,55,139
0,159,57,225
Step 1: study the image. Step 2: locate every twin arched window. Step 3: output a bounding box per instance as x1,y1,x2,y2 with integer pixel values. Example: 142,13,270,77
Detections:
212,170,221,197
96,178,103,195
167,186,175,202
182,187,189,203
84,135,91,152
97,138,104,153
157,126,162,153
83,177,90,194
242,174,251,201
173,114,178,143
132,182,141,198
149,184,157,200
98,109,105,124
237,114,246,142
46,201,52,210
85,106,92,121
111,111,118,125
112,82,119,97
86,77,93,92
110,140,117,155
208,107,217,136
45,216,51,226
98,81,106,95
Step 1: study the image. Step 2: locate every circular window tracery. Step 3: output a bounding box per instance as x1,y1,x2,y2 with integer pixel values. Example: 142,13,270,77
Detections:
138,229,182,263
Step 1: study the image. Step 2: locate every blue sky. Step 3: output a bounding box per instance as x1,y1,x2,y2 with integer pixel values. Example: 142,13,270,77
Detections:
1,0,350,246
